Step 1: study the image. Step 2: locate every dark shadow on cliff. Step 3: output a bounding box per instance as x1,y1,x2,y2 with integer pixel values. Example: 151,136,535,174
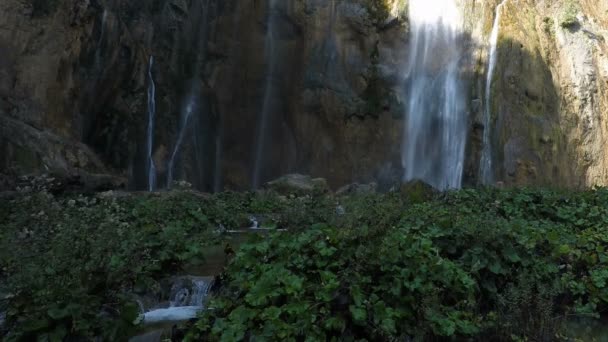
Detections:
463,34,580,189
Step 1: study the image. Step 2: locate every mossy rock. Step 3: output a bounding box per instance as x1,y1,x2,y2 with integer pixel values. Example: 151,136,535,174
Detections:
399,179,437,203
264,174,329,196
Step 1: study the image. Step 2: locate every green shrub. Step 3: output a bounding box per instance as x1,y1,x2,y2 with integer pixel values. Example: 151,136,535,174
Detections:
2,187,608,340
0,192,220,340
188,188,608,341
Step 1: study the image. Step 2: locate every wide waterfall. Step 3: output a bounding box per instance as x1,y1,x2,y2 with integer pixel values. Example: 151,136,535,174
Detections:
402,0,467,190
479,0,507,185
146,56,157,192
252,0,278,190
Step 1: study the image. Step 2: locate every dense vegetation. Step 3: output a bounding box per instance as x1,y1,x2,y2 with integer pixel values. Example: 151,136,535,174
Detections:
1,185,608,340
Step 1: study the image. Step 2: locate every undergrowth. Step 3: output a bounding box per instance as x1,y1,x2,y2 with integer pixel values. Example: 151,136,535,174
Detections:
1,187,607,340
188,188,608,341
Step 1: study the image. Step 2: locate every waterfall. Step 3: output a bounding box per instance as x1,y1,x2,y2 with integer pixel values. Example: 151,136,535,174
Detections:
166,0,211,189
402,0,467,190
95,9,108,70
479,0,507,185
167,93,196,187
252,0,278,189
99,9,108,45
146,56,157,192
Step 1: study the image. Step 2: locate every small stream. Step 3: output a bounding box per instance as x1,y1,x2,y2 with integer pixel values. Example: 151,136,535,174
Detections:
129,276,213,341
141,276,213,324
130,220,280,341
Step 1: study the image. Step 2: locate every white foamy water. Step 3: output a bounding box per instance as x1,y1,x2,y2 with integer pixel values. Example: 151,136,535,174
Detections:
141,306,202,324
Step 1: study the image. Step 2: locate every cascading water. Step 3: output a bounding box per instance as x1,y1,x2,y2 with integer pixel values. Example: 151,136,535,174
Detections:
252,0,278,189
146,56,157,192
479,0,507,185
141,277,213,324
402,0,467,190
169,277,213,307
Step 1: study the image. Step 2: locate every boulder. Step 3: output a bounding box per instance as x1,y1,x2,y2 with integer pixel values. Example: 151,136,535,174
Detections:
264,174,329,196
14,172,126,194
399,180,437,204
335,182,378,196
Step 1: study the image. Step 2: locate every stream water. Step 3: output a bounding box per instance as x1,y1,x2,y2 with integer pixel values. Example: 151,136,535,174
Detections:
129,227,271,341
141,276,213,325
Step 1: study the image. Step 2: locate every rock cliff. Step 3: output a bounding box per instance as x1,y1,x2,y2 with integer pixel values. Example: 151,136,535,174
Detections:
0,0,606,190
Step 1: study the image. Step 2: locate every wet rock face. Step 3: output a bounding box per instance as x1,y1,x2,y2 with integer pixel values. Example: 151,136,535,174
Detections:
0,0,407,191
1,0,607,190
459,0,608,188
212,0,407,190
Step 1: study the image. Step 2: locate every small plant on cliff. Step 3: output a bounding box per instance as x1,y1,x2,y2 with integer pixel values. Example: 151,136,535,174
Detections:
364,0,391,24
560,0,580,29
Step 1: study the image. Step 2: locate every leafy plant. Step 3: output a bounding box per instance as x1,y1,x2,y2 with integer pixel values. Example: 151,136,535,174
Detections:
2,187,608,340
188,187,608,341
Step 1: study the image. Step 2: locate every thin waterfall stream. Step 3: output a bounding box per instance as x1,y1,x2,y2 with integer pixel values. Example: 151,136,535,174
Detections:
166,0,211,188
401,0,467,190
146,56,157,192
252,0,278,190
167,94,196,187
94,9,108,71
479,0,507,185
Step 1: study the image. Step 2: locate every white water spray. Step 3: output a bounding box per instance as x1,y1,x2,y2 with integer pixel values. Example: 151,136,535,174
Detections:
479,0,507,185
402,0,467,190
146,56,157,192
252,0,278,189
